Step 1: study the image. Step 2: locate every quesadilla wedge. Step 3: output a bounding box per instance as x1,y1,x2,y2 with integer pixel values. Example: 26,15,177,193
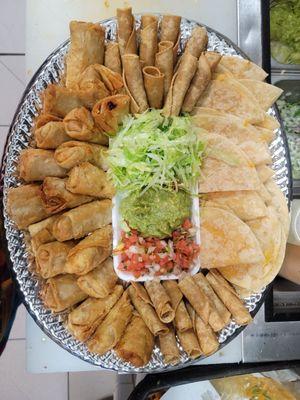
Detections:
265,179,290,237
256,113,280,130
256,165,274,183
239,79,283,111
216,55,268,81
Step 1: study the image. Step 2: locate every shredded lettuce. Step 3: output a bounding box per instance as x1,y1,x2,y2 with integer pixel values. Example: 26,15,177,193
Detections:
108,110,205,195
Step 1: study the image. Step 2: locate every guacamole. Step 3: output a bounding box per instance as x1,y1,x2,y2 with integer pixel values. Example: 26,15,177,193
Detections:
120,189,191,238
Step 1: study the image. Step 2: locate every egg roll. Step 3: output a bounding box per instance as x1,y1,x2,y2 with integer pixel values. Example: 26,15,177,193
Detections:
163,281,192,332
54,141,108,170
66,21,105,89
63,107,109,145
19,149,67,182
65,225,112,275
35,120,70,149
36,240,74,279
29,214,61,253
52,199,112,241
128,283,169,336
140,15,158,67
206,270,252,326
67,285,123,342
7,184,49,229
155,41,174,100
144,281,175,323
178,275,210,324
78,64,123,94
66,162,114,199
41,274,87,312
122,54,149,113
91,94,130,136
104,41,122,75
87,291,133,355
77,257,117,298
116,7,137,56
115,315,154,367
163,52,198,116
143,66,164,109
177,329,201,359
159,327,181,365
34,113,61,129
41,177,93,213
185,26,208,58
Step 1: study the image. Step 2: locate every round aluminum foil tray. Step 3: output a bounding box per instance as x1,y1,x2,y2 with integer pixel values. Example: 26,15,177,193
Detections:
0,15,291,373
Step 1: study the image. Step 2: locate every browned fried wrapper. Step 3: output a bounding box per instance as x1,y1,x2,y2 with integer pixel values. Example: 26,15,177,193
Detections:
87,291,133,355
52,199,111,241
19,148,67,182
35,240,74,279
65,225,112,275
63,107,109,145
35,120,70,149
205,51,222,71
185,26,208,58
122,54,149,113
177,329,202,359
54,141,108,170
117,7,137,56
163,52,198,116
160,15,181,44
78,64,123,94
140,15,158,67
115,314,154,367
128,283,169,336
155,41,174,100
66,162,115,199
77,257,117,298
7,184,50,229
66,21,105,89
28,214,61,253
159,327,181,365
104,41,122,75
163,280,192,332
144,281,175,324
34,113,61,129
41,274,87,312
67,285,123,342
206,270,252,326
143,66,164,109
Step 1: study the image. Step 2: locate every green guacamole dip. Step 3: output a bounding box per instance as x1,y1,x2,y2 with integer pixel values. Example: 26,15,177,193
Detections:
120,189,191,238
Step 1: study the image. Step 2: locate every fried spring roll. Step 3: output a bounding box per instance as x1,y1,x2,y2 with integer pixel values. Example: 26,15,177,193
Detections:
78,64,123,93
182,54,212,113
65,225,112,275
77,258,117,298
41,274,87,312
160,15,181,44
185,26,208,58
206,270,252,326
29,214,61,253
19,149,67,182
36,240,74,279
66,21,105,89
54,141,108,170
41,177,92,213
66,162,114,199
104,41,122,75
163,281,192,332
144,281,175,323
178,275,210,324
7,184,49,229
35,121,70,149
128,283,169,336
177,329,202,359
115,315,154,367
155,41,174,100
67,285,123,342
63,107,109,145
52,199,111,241
159,327,181,365
34,113,61,129
140,15,158,67
122,54,149,113
163,52,198,116
87,291,133,355
143,66,164,109
117,7,137,56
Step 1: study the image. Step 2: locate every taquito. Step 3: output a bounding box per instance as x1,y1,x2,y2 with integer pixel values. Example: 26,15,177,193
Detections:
140,15,158,67
116,7,137,56
159,327,181,365
143,66,164,109
144,281,175,323
205,51,222,71
160,15,181,44
185,26,208,58
104,41,122,74
177,329,202,359
155,41,174,100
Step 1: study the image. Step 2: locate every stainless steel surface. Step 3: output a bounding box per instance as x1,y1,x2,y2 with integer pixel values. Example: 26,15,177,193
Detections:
1,15,291,372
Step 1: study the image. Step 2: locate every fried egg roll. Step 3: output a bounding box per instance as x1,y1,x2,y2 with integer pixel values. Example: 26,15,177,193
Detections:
78,64,123,94
128,283,169,336
52,199,111,241
35,120,70,149
159,327,181,365
117,7,137,56
143,66,164,109
144,281,175,324
140,15,158,67
177,329,202,359
185,26,208,58
29,214,61,254
66,162,115,199
67,285,123,342
65,225,112,275
104,41,122,75
41,274,87,312
87,291,133,355
115,315,154,367
77,258,117,298
155,41,174,100
19,149,67,182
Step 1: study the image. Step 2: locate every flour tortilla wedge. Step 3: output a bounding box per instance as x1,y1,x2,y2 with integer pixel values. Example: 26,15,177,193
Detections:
199,133,261,193
216,56,268,81
200,206,265,269
239,79,283,111
256,165,274,183
265,179,290,237
256,113,280,130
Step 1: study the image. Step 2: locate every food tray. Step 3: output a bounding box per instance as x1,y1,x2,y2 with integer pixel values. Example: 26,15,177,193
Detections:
0,15,291,372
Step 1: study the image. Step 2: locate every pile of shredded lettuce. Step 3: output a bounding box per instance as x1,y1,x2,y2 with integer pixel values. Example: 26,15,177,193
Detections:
108,110,205,194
